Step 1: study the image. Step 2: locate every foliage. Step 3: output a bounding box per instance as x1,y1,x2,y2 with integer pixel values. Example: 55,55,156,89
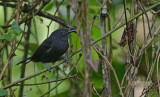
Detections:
0,89,8,96
11,22,22,35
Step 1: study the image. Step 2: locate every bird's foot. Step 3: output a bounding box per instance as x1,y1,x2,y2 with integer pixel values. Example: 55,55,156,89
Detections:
45,64,51,72
62,56,69,62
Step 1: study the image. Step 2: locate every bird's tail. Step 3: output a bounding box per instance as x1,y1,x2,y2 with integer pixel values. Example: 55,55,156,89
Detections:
16,57,32,65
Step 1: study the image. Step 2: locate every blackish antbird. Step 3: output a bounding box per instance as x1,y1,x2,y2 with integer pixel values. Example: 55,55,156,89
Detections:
17,28,76,71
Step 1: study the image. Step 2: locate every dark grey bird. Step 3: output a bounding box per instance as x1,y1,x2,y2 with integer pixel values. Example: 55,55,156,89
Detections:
17,28,76,71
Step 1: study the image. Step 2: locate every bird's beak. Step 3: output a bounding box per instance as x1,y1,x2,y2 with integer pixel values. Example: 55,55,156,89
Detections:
67,29,77,34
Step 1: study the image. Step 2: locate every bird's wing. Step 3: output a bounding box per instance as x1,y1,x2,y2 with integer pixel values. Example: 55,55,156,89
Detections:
31,38,54,62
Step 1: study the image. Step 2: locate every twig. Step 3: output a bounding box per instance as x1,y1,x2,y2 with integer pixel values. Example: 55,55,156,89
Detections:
46,0,65,38
121,64,132,87
16,75,76,86
138,0,152,37
34,11,76,29
0,37,16,80
140,82,157,97
19,20,31,97
143,24,160,81
157,53,160,95
95,0,101,6
92,45,124,97
91,83,101,97
16,0,20,24
40,63,76,96
101,0,111,8
91,2,160,46
1,0,51,29
1,60,63,89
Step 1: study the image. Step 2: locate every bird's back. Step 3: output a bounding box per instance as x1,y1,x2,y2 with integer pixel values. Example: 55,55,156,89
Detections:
31,33,69,63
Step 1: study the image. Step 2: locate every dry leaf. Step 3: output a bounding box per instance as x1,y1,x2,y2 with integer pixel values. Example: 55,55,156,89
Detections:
119,22,135,47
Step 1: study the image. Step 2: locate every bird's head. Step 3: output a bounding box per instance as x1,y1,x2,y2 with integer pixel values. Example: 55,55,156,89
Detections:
51,28,76,39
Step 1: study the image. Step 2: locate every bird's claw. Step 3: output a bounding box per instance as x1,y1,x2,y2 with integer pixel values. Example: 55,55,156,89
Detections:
45,64,51,72
62,56,68,62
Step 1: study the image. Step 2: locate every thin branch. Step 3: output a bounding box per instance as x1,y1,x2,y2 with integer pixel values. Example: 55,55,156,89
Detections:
0,38,16,80
92,45,124,97
19,20,31,97
138,0,152,37
1,61,63,89
157,53,160,95
40,63,77,96
16,75,76,86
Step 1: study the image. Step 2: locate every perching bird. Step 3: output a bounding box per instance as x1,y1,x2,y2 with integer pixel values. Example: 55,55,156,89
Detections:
17,28,76,71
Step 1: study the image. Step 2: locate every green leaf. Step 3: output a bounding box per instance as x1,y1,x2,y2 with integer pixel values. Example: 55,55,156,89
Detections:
44,2,54,11
0,34,5,39
0,33,12,41
89,6,100,14
0,26,3,34
4,32,12,41
11,22,22,35
0,26,2,31
0,89,8,96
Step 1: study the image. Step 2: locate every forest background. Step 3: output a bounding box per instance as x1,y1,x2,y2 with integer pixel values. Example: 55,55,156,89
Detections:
0,0,160,97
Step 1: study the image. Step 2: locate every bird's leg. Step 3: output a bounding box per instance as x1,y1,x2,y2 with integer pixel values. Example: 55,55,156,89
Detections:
45,63,51,72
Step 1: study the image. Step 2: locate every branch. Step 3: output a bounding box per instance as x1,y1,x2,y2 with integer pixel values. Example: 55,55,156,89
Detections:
37,11,76,29
16,75,76,86
92,45,124,97
1,61,63,89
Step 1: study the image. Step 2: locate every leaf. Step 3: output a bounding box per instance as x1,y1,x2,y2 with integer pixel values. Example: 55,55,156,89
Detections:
0,33,13,41
119,22,134,47
89,8,96,14
4,33,12,41
119,29,127,47
0,89,8,96
0,34,5,39
89,6,100,14
44,2,54,11
11,22,22,35
0,26,2,31
0,26,3,34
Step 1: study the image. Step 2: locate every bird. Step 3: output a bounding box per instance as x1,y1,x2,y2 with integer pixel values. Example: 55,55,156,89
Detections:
17,28,76,72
